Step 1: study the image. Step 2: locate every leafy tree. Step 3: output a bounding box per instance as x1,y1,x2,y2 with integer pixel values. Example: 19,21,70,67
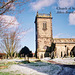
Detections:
70,46,75,57
19,46,33,61
44,43,55,59
50,43,55,59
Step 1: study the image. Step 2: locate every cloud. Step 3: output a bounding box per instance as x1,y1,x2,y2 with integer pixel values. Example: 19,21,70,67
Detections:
21,28,33,35
54,33,64,38
69,11,75,25
30,0,56,11
54,33,71,38
18,28,33,39
72,36,75,38
0,15,19,28
58,0,75,8
30,0,75,11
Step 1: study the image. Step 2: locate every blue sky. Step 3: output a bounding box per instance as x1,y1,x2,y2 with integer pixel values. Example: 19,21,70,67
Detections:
2,0,75,53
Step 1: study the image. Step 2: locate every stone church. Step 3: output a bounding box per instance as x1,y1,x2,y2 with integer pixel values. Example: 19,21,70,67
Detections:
35,12,75,59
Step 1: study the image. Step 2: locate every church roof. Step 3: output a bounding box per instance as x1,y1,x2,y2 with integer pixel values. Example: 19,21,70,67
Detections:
54,38,75,44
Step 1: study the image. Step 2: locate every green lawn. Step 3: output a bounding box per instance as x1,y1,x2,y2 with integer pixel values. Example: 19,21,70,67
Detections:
0,72,14,75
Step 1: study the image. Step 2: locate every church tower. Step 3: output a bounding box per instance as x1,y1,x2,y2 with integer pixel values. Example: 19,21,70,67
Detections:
35,12,53,59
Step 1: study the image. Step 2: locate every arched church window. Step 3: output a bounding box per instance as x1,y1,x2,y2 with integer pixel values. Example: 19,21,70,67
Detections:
43,22,47,30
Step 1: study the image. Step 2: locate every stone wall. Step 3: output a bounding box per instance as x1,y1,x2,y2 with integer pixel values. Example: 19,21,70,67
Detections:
35,13,53,59
54,38,75,58
35,12,75,59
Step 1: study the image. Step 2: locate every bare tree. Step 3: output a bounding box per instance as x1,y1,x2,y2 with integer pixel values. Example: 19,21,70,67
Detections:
0,0,30,58
0,0,30,15
0,0,30,37
0,17,26,58
0,29,20,58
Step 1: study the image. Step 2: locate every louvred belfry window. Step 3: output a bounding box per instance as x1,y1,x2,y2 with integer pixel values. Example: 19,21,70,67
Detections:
43,22,47,30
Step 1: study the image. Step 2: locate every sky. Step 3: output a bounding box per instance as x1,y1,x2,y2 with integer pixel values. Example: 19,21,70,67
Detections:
1,0,75,53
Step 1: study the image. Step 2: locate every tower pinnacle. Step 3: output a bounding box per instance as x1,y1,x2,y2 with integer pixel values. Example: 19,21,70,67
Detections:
50,12,52,17
37,11,38,16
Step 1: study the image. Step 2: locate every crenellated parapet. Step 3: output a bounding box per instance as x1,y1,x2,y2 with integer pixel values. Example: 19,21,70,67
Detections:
36,12,52,19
